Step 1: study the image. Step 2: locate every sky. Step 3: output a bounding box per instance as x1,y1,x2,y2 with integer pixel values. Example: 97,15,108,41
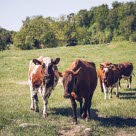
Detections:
0,0,134,31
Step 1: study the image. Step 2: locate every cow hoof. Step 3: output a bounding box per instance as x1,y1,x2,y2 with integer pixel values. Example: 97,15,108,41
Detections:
30,108,35,111
85,118,89,122
35,109,39,112
81,113,87,119
42,113,48,118
72,121,77,125
109,96,112,99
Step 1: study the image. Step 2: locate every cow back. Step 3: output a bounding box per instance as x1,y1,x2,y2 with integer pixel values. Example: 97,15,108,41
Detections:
118,62,133,77
69,59,97,97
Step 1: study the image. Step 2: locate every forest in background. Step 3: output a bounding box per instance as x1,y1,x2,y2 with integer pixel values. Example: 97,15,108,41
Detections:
0,1,136,50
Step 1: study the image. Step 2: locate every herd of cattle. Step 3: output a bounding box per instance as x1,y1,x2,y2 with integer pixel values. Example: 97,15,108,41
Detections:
28,56,134,124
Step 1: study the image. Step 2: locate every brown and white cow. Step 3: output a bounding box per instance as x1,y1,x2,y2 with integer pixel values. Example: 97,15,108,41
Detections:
59,59,97,124
28,56,60,118
97,62,112,92
117,62,134,89
100,64,121,99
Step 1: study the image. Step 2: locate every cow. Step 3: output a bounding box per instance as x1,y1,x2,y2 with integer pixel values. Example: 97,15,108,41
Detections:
117,62,134,89
100,64,121,99
28,56,60,118
59,59,97,124
97,62,112,92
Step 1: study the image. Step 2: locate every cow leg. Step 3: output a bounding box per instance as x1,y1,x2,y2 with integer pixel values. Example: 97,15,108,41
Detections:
109,87,112,99
42,96,49,118
129,76,132,89
43,100,48,118
116,83,119,97
79,98,83,118
99,78,103,92
70,97,77,124
102,83,107,99
30,86,35,111
86,95,93,121
126,78,129,88
33,94,39,112
82,98,89,121
119,80,121,89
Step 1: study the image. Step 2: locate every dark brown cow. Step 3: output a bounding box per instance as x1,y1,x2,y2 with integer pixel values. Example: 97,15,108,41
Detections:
117,62,134,89
28,56,60,118
59,59,97,124
100,64,121,99
97,62,112,92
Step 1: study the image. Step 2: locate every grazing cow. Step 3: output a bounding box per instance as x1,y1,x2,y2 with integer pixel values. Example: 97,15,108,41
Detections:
97,62,112,92
117,62,134,89
59,59,97,124
100,64,121,99
28,56,60,118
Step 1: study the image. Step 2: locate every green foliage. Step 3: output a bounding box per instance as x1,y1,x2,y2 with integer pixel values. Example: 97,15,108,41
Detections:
7,1,136,49
129,32,136,42
0,28,14,51
0,37,6,51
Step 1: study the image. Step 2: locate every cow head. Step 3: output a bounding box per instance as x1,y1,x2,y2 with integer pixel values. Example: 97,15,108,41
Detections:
33,57,60,80
100,64,113,85
59,68,81,98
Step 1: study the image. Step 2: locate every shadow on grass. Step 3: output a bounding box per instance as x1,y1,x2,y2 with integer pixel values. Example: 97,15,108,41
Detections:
92,110,136,128
50,107,81,117
91,109,136,128
131,88,136,91
118,90,136,99
50,107,136,128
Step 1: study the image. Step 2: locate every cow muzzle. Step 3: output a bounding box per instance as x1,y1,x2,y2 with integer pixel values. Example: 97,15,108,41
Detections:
104,78,107,83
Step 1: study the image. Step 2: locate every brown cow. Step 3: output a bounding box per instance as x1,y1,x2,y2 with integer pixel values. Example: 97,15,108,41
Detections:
100,64,121,99
59,59,97,124
117,62,134,89
28,56,60,117
97,62,112,92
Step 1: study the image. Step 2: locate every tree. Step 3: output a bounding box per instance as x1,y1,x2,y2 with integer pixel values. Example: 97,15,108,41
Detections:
0,27,13,50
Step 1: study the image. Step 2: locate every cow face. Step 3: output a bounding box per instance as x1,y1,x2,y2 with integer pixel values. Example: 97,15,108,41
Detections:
33,57,60,76
100,65,112,85
60,68,81,98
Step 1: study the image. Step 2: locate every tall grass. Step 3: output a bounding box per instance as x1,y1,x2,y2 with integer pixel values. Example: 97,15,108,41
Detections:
0,41,136,136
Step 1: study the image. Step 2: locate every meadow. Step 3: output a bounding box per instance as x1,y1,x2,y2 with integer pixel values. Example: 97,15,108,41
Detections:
0,41,136,136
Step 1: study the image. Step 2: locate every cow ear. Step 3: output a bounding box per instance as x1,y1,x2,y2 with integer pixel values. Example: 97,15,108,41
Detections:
73,67,81,76
33,59,42,65
53,58,60,65
100,64,104,70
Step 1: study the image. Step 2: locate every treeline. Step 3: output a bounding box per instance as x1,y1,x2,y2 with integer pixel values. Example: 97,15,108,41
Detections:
0,28,14,51
0,1,136,50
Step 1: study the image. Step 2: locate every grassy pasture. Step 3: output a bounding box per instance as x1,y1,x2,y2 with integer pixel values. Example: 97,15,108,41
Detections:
0,41,136,136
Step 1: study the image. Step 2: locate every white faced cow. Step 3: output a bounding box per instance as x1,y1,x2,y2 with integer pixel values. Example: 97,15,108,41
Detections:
28,56,60,118
100,64,121,99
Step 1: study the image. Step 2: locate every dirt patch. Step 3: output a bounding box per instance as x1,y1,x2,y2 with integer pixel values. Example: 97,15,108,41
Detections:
116,130,136,136
59,125,86,136
16,81,28,85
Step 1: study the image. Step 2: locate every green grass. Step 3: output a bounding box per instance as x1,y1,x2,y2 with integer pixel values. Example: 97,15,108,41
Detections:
0,41,136,136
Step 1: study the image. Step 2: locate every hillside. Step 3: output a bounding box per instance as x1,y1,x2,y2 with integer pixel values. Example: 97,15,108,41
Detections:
0,41,136,136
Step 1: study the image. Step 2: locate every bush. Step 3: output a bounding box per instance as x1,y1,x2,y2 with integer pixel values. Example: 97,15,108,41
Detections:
112,35,126,41
129,33,136,42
